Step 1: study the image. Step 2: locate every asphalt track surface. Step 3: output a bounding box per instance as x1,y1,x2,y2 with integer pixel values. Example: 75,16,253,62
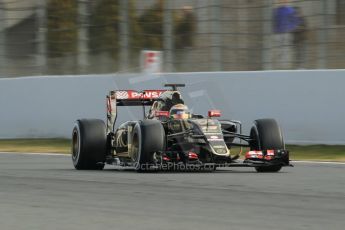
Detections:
0,153,344,230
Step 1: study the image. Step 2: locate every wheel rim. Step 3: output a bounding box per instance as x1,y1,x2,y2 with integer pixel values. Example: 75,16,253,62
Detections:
72,129,79,161
131,133,139,162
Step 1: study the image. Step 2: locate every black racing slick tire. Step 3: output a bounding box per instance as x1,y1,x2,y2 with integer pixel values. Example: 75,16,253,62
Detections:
72,119,107,170
131,120,165,172
250,119,285,173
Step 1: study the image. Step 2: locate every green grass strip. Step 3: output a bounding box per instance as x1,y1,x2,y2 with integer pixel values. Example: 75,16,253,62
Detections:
0,139,71,154
0,139,344,162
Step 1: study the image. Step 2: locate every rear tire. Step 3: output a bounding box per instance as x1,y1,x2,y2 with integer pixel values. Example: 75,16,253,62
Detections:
250,119,285,173
131,120,165,172
72,119,107,170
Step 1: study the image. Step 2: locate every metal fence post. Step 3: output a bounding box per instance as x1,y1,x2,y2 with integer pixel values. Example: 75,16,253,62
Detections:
163,0,173,72
78,0,90,74
318,0,328,69
0,2,6,76
262,0,273,70
36,0,47,75
211,0,222,71
119,0,129,72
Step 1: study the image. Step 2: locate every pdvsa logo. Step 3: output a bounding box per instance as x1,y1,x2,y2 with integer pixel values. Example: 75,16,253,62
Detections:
130,91,164,99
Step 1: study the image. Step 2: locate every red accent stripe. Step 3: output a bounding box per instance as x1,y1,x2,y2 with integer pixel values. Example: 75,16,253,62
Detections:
188,152,198,160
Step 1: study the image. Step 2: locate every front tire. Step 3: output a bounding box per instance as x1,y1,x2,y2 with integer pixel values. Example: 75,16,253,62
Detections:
72,119,107,170
131,120,165,172
250,119,285,173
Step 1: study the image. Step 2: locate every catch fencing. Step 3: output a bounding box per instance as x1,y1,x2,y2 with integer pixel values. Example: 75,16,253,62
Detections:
0,0,344,77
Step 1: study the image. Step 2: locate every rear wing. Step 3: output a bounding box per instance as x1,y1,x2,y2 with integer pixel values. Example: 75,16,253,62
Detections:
106,84,184,133
106,90,166,133
114,90,166,106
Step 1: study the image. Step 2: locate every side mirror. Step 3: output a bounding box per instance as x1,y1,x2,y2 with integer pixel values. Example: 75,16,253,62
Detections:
208,110,221,118
155,111,169,118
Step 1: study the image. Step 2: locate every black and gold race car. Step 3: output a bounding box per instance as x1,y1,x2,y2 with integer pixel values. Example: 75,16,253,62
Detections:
72,84,291,172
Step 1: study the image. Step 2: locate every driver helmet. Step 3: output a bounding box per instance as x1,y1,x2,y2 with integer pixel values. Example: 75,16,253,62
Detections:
170,104,191,119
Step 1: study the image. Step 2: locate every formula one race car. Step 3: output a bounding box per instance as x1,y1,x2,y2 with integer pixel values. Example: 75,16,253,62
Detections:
72,84,291,172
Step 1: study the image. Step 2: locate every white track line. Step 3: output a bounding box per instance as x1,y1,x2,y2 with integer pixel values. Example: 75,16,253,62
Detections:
292,160,345,165
0,152,344,165
0,152,69,156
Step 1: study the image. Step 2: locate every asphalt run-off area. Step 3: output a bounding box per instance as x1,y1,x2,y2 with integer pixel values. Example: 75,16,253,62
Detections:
0,152,344,230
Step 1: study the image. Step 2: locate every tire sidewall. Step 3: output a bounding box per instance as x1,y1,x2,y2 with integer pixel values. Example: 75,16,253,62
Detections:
72,122,82,167
72,121,85,168
250,125,260,150
132,123,143,170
